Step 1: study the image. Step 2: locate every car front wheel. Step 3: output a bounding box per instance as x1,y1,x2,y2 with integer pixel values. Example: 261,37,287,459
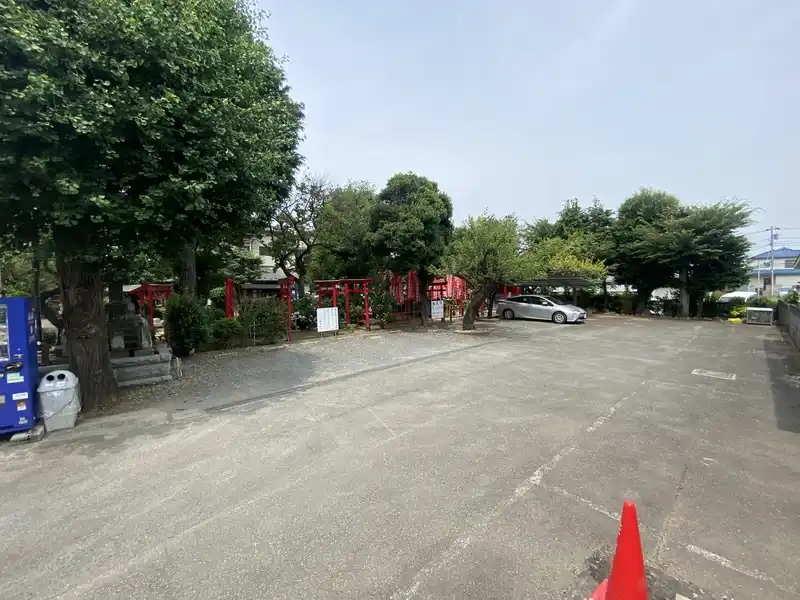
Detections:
502,309,515,320
552,311,567,324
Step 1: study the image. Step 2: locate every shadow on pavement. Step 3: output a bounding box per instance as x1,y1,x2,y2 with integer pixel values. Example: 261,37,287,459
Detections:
764,333,800,433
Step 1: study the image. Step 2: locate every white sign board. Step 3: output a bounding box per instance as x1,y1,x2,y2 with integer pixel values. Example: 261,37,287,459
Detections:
316,307,340,333
430,300,444,320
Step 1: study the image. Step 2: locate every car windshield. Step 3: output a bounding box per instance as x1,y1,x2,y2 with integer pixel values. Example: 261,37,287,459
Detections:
541,296,567,305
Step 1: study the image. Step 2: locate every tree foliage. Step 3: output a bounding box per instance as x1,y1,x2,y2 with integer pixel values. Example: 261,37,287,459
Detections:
522,233,607,281
267,174,331,295
371,173,454,323
443,214,523,328
610,188,682,312
309,182,377,280
0,0,303,408
627,200,752,316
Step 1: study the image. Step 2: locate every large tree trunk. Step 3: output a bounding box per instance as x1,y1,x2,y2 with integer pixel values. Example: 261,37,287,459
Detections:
419,292,431,327
178,242,198,295
417,270,431,326
695,294,704,319
678,268,690,318
486,289,497,318
295,262,306,299
635,288,652,315
602,278,609,313
57,253,116,412
462,286,491,330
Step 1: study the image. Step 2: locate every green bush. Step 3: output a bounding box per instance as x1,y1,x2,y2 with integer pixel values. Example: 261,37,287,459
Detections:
165,294,209,357
209,286,226,308
783,290,799,305
747,295,778,308
237,296,287,344
729,304,747,319
293,295,317,330
206,306,226,322
211,317,244,348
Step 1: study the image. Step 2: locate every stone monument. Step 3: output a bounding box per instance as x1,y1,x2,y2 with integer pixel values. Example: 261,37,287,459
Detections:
107,298,153,358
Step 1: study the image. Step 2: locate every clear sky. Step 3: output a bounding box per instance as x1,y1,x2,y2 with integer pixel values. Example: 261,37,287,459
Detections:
261,0,799,253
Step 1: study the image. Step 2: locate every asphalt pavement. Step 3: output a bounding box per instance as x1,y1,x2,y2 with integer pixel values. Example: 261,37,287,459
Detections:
1,317,798,599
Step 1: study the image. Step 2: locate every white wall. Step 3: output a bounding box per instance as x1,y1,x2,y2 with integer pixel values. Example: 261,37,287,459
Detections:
741,273,800,295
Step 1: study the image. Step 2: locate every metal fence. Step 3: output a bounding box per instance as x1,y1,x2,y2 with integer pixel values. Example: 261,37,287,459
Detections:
777,301,800,350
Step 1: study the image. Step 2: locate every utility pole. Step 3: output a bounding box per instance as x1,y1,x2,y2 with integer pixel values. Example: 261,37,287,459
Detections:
769,226,780,297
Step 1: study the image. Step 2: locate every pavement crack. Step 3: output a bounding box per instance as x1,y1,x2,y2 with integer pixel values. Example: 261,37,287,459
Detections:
653,462,688,563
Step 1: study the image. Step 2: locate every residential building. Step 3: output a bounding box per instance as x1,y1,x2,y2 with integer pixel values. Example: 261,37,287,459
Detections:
242,236,290,281
740,247,800,295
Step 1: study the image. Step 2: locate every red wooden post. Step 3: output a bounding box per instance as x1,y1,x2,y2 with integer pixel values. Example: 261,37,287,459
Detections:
286,275,294,342
145,284,154,327
363,281,371,331
344,281,351,325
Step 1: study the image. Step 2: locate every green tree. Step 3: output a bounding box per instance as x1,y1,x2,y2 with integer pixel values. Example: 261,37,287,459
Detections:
611,189,682,313
521,233,607,282
630,201,752,317
266,174,331,296
521,218,557,249
443,214,523,330
0,0,302,408
309,182,377,280
371,173,454,325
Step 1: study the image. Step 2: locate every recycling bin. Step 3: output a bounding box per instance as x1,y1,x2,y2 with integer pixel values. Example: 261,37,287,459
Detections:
38,370,81,432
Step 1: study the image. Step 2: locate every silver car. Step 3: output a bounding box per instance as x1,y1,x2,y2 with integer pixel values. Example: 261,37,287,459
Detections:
497,294,586,324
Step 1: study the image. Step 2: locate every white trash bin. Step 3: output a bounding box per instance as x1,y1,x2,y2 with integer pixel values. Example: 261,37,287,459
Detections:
38,370,81,432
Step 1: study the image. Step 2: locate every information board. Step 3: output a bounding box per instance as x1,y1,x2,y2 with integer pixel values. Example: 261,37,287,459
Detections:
316,307,340,333
430,300,444,320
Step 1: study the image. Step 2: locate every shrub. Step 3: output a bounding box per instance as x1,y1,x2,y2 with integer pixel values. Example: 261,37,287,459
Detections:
292,295,317,330
747,296,778,308
783,290,799,305
165,294,209,357
206,306,226,322
237,296,287,344
370,286,398,324
729,304,747,319
209,286,226,308
211,318,244,348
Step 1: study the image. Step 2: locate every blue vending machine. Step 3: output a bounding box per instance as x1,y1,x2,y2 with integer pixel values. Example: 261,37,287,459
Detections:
0,297,39,434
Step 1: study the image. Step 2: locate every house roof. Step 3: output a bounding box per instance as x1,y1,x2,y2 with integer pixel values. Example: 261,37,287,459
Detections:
749,247,800,260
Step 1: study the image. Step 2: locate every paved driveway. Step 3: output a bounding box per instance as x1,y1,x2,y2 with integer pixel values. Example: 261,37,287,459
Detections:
1,318,799,599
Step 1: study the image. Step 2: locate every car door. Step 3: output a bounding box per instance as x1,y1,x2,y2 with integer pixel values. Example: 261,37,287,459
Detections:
527,296,554,320
514,295,541,319
502,295,528,318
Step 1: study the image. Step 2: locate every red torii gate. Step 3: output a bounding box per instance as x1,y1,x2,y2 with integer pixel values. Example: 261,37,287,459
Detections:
316,278,372,331
224,276,295,342
128,282,173,327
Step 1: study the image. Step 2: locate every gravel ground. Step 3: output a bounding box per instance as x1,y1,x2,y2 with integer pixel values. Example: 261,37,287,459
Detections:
107,327,489,415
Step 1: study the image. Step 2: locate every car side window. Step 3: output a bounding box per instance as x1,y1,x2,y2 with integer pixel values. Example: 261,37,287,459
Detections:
528,296,550,306
507,296,524,303
523,296,541,305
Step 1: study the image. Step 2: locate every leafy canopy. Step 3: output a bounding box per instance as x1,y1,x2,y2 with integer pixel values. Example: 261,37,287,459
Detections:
370,172,454,280
443,214,523,291
0,0,303,261
310,181,377,280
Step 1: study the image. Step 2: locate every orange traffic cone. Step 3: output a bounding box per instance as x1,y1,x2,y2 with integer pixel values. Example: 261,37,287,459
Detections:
605,501,648,600
586,501,648,600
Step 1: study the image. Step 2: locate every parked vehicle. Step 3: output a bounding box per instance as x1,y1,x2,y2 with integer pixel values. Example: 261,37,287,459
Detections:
497,295,586,324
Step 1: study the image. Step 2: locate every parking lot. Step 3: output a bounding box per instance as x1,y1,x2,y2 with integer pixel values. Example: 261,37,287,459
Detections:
1,317,799,599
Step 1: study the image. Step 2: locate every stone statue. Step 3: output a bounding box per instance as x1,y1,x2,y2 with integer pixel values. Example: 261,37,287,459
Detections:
107,298,153,357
